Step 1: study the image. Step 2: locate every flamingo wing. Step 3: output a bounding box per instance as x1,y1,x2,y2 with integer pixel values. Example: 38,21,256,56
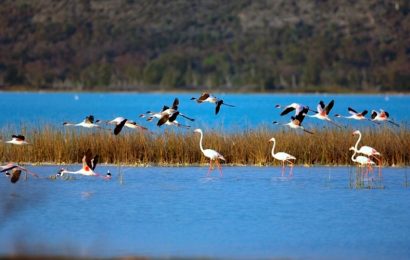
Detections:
280,106,296,116
348,107,358,115
172,98,179,109
325,100,335,114
197,93,210,103
114,118,127,135
157,114,170,127
215,100,223,115
371,110,378,119
10,169,22,183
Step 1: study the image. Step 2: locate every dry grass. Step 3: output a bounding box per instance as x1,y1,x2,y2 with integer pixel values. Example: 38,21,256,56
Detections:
0,126,409,166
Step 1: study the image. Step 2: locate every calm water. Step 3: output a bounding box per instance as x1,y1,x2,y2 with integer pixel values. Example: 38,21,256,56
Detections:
1,166,410,259
0,92,408,131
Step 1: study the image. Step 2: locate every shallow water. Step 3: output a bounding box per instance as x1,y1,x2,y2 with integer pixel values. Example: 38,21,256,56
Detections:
0,92,408,132
1,166,410,259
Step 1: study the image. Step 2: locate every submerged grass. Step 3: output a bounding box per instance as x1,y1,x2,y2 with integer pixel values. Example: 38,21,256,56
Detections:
0,126,409,166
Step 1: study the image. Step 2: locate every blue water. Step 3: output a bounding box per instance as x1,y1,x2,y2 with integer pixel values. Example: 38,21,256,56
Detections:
0,92,408,131
1,166,410,259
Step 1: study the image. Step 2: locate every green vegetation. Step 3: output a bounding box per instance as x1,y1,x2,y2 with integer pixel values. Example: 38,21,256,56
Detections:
1,127,409,166
0,0,409,92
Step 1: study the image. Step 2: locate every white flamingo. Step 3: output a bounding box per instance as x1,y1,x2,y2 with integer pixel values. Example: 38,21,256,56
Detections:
5,135,29,145
275,103,316,116
191,92,235,115
335,107,376,123
371,109,399,127
194,128,226,176
351,130,381,159
269,137,296,176
273,108,314,134
307,100,342,128
97,117,147,135
350,147,376,174
63,115,102,129
59,149,100,177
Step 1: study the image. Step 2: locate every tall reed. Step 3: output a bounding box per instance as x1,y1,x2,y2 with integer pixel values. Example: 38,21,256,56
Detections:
0,126,409,166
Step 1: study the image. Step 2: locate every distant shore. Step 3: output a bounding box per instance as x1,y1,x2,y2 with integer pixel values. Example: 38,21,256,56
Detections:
1,127,408,166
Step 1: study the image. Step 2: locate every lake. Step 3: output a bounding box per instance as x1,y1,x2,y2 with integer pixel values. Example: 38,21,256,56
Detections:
1,166,410,259
0,92,408,132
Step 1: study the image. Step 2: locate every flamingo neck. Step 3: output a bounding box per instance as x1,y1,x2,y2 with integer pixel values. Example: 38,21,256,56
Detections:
351,148,357,163
198,131,205,153
271,140,276,157
354,132,361,151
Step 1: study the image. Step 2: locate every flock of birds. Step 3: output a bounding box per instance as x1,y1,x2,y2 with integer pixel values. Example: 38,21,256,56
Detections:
1,92,400,183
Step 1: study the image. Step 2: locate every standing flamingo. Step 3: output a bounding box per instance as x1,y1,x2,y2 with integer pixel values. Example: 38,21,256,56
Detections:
194,129,225,176
350,147,376,175
351,130,382,176
351,130,381,160
269,137,296,176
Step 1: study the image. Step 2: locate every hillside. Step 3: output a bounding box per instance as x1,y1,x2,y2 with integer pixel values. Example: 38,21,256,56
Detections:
0,0,409,91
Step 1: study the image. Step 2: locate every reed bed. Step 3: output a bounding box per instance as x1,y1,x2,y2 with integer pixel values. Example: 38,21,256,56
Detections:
0,126,409,166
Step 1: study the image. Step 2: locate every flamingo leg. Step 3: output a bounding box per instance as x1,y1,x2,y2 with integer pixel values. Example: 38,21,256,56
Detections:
286,160,294,176
281,161,285,176
207,160,213,176
215,159,223,177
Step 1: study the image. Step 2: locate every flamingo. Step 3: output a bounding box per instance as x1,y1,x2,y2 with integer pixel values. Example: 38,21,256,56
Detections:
194,128,226,176
275,103,316,116
59,149,100,177
335,107,376,123
269,137,296,176
63,115,103,129
307,100,342,128
0,163,38,183
273,108,314,134
5,135,29,145
97,117,148,132
141,98,194,127
350,147,376,174
191,92,235,115
157,98,194,126
351,130,382,167
371,109,399,127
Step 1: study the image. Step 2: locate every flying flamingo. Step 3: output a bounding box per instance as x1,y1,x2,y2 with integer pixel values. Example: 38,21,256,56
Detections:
191,92,235,115
194,128,226,176
371,109,399,127
275,103,316,116
307,100,342,128
5,135,29,145
157,98,194,126
273,108,314,134
0,163,38,183
335,107,376,124
63,115,103,129
58,149,100,177
97,117,148,132
269,137,296,176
